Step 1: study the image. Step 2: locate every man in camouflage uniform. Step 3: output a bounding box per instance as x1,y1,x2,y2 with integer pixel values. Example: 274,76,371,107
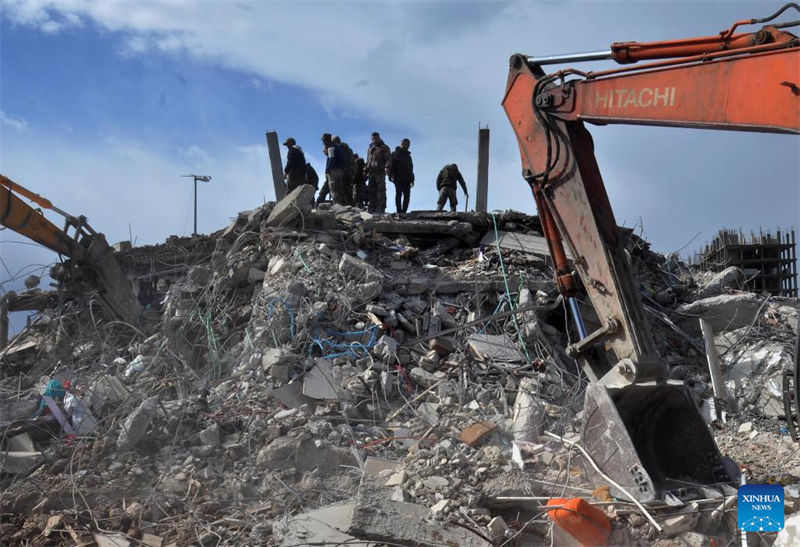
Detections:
364,131,392,213
390,138,414,214
436,163,469,212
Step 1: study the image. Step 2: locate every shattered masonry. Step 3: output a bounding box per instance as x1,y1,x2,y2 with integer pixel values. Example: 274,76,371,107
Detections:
1,191,799,546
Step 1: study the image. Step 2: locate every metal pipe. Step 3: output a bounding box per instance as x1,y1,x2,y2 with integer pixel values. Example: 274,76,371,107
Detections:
526,49,612,66
568,297,588,340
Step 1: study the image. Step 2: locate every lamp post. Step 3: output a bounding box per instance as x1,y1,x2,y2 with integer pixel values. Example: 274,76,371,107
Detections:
182,174,211,235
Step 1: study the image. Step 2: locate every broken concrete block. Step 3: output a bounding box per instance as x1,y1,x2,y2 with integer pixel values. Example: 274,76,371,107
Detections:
339,253,384,282
0,451,44,474
247,268,265,284
697,266,745,298
390,486,408,502
661,511,701,537
487,516,509,542
511,440,545,470
459,422,497,447
429,336,455,356
271,381,316,410
418,350,441,372
468,333,526,362
430,499,450,514
423,476,449,489
737,422,754,434
373,335,398,362
417,402,440,426
676,293,765,335
409,367,439,388
265,184,315,227
303,360,342,400
363,457,401,477
348,478,489,545
775,511,800,546
199,423,220,447
117,396,159,451
385,470,407,486
7,433,34,452
93,534,131,547
273,503,359,546
432,303,458,328
511,377,545,441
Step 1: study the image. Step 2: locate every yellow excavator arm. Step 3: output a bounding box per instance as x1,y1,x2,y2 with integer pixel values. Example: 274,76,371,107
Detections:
1,175,140,325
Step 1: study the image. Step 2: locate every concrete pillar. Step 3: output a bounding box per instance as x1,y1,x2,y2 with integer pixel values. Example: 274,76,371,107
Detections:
265,131,286,201
0,299,8,350
476,127,489,213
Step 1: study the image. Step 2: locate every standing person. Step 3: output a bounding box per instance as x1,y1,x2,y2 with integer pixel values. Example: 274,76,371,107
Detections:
436,163,469,212
282,137,306,193
352,153,367,207
364,131,391,213
318,132,346,205
316,133,333,206
390,138,414,214
333,136,356,206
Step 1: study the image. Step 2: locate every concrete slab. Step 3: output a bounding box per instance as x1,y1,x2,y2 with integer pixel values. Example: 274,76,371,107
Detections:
265,184,315,227
272,381,316,410
7,432,35,452
481,230,573,261
468,333,526,362
348,477,490,546
0,451,44,474
274,503,374,546
302,360,341,400
362,457,401,477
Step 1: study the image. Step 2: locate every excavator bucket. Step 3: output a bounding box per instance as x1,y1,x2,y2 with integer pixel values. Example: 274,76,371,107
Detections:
582,383,735,503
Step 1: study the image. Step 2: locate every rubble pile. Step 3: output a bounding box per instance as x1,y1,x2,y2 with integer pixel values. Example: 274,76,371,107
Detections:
1,188,798,546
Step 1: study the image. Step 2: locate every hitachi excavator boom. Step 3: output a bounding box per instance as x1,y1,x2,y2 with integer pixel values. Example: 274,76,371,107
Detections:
503,4,799,502
1,175,140,325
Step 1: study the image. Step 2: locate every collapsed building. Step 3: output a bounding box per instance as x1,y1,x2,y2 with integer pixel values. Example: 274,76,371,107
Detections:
1,185,799,546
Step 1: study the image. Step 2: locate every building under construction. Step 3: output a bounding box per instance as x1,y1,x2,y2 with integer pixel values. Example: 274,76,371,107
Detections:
694,228,797,297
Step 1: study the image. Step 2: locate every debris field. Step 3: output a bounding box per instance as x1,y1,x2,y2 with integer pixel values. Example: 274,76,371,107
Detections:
1,185,799,546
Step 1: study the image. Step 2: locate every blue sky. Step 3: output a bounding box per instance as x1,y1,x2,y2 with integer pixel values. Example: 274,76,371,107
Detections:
1,1,798,310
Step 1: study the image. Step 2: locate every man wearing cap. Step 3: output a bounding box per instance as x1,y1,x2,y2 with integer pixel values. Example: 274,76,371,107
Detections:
283,137,306,193
365,131,392,213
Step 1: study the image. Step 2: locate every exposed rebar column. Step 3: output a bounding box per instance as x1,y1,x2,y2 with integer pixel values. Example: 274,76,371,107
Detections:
265,131,286,201
700,318,729,421
476,126,489,213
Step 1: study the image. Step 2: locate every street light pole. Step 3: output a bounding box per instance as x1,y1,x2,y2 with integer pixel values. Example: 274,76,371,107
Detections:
182,174,211,235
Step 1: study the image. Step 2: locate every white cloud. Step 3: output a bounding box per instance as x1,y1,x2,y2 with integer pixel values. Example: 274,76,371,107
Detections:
1,1,797,255
0,110,29,132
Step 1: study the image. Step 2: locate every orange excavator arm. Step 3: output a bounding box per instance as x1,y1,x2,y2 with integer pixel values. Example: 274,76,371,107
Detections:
1,175,140,325
1,175,88,259
503,8,799,386
502,4,799,502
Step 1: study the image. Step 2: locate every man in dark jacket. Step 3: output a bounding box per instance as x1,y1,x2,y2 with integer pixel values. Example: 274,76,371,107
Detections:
283,137,306,193
352,154,367,207
365,131,392,213
436,163,469,212
390,138,414,214
334,136,356,206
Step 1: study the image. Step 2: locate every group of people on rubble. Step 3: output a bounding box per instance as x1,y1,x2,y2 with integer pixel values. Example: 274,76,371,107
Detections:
282,132,469,213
